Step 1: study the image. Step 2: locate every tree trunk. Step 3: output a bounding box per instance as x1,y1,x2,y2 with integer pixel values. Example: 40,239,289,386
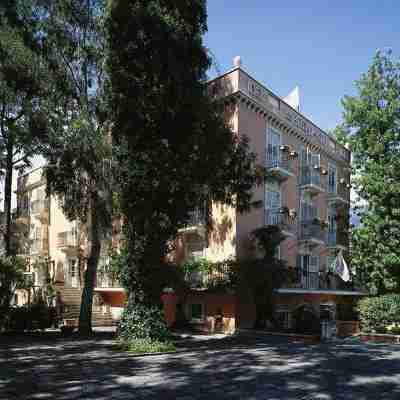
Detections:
78,193,101,336
4,135,14,256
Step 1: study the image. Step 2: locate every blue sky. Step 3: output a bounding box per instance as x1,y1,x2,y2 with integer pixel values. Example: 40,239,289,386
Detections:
204,1,399,132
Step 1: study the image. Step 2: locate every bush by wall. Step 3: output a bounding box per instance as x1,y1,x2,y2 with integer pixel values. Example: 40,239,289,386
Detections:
5,302,56,332
117,302,175,353
358,294,400,333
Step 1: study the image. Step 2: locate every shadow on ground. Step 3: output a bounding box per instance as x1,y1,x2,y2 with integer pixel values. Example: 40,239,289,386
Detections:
1,331,400,399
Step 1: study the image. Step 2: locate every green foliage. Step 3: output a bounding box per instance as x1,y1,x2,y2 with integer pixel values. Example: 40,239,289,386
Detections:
6,301,55,332
116,338,176,354
106,0,260,308
0,256,26,328
338,50,400,293
118,302,172,343
181,257,237,291
37,0,111,335
358,294,400,333
235,226,287,329
0,1,55,255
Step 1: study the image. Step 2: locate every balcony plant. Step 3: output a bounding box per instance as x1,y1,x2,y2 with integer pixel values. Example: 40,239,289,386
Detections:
279,206,289,215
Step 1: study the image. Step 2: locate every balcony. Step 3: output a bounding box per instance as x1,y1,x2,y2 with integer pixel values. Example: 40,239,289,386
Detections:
277,268,366,294
95,272,122,291
298,222,326,247
265,149,294,181
185,263,232,290
31,199,50,223
57,230,78,255
30,238,48,255
327,184,350,206
179,207,207,236
300,166,325,195
265,209,296,237
327,230,348,251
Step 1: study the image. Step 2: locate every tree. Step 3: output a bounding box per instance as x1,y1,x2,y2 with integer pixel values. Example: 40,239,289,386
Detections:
106,0,260,338
340,50,400,294
39,0,110,335
0,255,26,329
0,1,51,256
234,226,286,329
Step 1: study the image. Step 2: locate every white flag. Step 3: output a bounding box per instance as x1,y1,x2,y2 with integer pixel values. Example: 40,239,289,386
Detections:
331,250,351,282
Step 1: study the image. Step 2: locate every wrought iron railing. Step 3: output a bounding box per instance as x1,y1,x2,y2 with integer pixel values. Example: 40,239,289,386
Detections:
185,263,232,289
299,222,326,243
300,166,325,188
265,149,293,173
280,268,356,291
95,272,121,288
57,230,78,248
185,207,207,227
265,209,296,234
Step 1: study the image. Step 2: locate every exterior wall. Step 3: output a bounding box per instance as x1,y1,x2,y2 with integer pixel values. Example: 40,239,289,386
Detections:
236,102,265,258
207,203,236,262
162,292,236,334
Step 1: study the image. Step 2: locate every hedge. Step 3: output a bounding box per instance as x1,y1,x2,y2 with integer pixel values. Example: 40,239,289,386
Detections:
357,294,400,333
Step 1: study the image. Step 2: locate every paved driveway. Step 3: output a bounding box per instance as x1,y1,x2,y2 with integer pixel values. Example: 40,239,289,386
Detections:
1,332,400,400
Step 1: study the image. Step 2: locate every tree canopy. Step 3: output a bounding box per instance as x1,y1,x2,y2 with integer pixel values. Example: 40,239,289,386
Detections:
106,1,261,310
340,50,400,294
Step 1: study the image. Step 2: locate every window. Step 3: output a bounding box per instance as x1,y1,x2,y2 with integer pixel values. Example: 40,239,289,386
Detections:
328,163,337,194
189,303,204,322
265,182,281,210
328,206,337,233
300,193,317,220
267,127,281,162
69,259,77,277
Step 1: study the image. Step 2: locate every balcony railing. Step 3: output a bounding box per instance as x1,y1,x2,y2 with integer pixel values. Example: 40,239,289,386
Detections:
300,166,325,192
280,268,357,292
31,199,49,215
185,264,232,289
185,207,207,228
265,149,293,180
95,272,121,289
57,230,78,248
327,184,350,205
299,222,326,244
265,209,295,235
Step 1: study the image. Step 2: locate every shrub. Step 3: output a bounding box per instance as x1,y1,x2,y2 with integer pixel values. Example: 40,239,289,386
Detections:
116,338,175,354
118,302,171,342
6,302,55,332
358,294,400,333
117,302,175,353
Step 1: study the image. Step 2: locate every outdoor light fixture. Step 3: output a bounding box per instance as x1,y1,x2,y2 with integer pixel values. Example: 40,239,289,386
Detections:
321,169,328,175
339,178,346,184
280,145,289,152
290,150,298,157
